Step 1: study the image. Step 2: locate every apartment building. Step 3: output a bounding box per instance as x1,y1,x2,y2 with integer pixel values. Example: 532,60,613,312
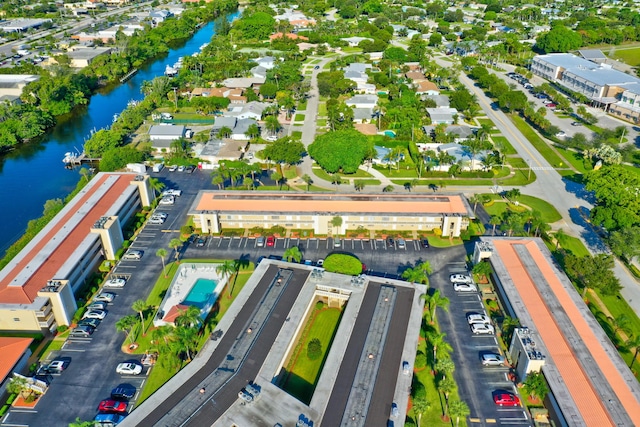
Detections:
0,173,153,332
188,192,473,238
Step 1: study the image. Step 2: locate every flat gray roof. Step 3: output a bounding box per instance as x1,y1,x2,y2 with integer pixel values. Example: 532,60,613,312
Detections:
536,53,640,87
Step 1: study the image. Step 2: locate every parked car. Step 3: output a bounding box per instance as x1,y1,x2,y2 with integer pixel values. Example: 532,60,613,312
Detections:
186,165,195,173
37,359,70,375
122,250,143,260
177,165,185,172
314,65,320,69
152,212,168,219
116,362,143,376
70,325,94,338
396,238,406,249
159,196,175,205
556,131,566,138
391,402,399,418
87,301,107,311
83,309,107,320
94,292,115,303
450,274,472,284
196,237,207,247
571,121,583,126
481,353,505,366
386,237,395,247
422,238,430,248
454,283,477,292
493,391,521,406
471,323,495,335
334,238,341,247
94,413,126,425
148,218,165,225
111,383,137,401
104,278,126,288
78,318,101,329
467,313,491,324
256,236,265,247
168,165,178,172
98,399,128,414
266,236,275,247
317,259,324,267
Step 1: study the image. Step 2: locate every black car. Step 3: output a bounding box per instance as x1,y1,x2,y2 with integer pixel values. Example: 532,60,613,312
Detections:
78,318,101,328
196,237,206,247
386,237,395,247
111,383,137,401
422,239,430,248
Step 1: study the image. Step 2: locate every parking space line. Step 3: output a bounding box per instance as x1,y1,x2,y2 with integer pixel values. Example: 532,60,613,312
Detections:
216,238,222,248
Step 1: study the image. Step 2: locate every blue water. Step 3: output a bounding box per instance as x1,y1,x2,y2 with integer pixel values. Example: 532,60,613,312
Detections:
183,278,218,308
0,12,239,256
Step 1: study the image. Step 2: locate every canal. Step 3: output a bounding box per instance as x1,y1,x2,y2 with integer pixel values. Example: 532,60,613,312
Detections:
0,14,236,256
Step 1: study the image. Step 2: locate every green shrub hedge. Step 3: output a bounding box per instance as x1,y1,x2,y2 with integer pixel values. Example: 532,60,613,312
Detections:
323,254,363,276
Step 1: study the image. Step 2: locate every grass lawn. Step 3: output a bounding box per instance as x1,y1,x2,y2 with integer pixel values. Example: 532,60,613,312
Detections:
291,131,302,139
37,337,66,359
283,166,298,179
505,157,528,169
317,102,327,116
620,164,640,178
553,145,590,175
509,115,572,175
353,179,381,186
611,46,640,66
491,136,517,155
294,114,305,121
317,119,326,126
483,194,562,223
307,184,333,192
297,99,307,111
282,307,342,404
137,261,253,403
312,167,373,181
556,234,591,257
476,118,497,131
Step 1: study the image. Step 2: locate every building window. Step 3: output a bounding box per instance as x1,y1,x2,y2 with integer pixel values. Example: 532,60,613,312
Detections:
271,215,280,220
381,216,390,221
13,318,20,322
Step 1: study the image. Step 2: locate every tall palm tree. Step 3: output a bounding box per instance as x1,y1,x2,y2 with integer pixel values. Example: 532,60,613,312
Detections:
216,260,239,297
169,238,183,261
132,299,148,335
402,267,426,285
490,215,501,236
412,396,430,427
271,171,283,190
116,314,138,344
283,246,303,263
245,123,260,140
212,173,225,190
175,305,202,329
435,357,455,380
156,248,168,277
174,326,199,361
448,400,470,427
426,330,452,366
151,325,175,353
265,115,281,136
148,177,165,197
422,289,449,324
624,334,640,369
302,174,313,191
330,216,343,238
438,377,456,419
554,228,566,250
218,126,232,138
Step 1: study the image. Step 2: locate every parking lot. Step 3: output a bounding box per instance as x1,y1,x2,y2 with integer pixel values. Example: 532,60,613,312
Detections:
1,169,528,426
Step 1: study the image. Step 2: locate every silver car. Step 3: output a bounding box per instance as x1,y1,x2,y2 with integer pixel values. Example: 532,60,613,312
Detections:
471,323,495,335
122,250,143,260
481,353,505,366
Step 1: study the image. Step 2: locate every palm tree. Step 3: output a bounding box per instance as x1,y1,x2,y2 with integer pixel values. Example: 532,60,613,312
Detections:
490,215,501,236
132,299,148,335
354,181,365,192
435,357,455,380
402,266,426,285
151,324,175,353
383,185,394,192
212,173,225,190
116,314,138,344
174,326,198,362
175,305,202,329
331,174,342,189
245,123,260,140
418,261,433,280
216,260,239,297
330,216,343,238
610,314,631,336
302,174,313,191
448,400,470,427
169,238,183,261
422,289,449,324
554,228,566,250
624,334,640,369
412,396,430,427
148,177,165,198
438,376,456,418
271,171,283,190
426,330,452,365
265,115,282,136
283,246,303,263
156,248,168,277
218,126,232,138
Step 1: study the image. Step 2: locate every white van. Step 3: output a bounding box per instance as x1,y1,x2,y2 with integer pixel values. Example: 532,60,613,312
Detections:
152,163,164,172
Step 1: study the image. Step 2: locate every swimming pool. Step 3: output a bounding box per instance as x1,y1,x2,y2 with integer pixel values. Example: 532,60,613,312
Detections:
183,278,218,308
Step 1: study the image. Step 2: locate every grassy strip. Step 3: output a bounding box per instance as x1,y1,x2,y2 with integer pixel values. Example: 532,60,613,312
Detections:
491,136,517,155
553,145,591,174
482,194,562,223
353,179,381,186
294,114,305,121
509,115,572,175
282,307,342,403
312,167,373,180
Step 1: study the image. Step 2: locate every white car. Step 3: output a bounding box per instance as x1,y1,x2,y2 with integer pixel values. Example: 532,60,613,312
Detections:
148,218,165,225
94,292,115,303
317,259,324,267
161,189,181,197
159,196,175,205
168,165,178,172
454,282,477,292
177,165,185,172
450,274,472,284
83,309,107,320
116,362,143,376
152,212,168,219
122,250,143,260
87,301,107,311
556,131,567,138
467,313,491,324
471,323,495,335
104,278,126,288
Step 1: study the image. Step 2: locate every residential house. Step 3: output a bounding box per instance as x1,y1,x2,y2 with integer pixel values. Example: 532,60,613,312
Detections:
367,52,383,61
352,108,374,123
345,94,378,109
422,125,477,143
272,8,316,28
269,32,309,41
251,65,268,79
225,101,270,120
190,87,246,104
211,116,237,134
64,47,112,68
415,80,440,96
427,107,459,124
222,77,266,89
253,56,277,70
342,37,373,47
230,118,258,140
405,71,428,83
148,125,186,150
0,74,40,104
149,9,173,25
424,94,450,108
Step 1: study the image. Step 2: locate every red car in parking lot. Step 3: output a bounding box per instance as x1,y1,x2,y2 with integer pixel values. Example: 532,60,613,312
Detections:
493,391,521,407
98,399,128,414
266,236,275,247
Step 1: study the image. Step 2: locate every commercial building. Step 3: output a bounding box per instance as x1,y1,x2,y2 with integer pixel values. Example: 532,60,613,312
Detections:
474,237,640,427
531,53,640,123
189,192,473,237
0,74,39,104
0,19,50,32
0,173,153,333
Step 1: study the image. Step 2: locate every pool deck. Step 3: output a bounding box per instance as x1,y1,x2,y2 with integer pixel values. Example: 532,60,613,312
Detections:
154,263,226,327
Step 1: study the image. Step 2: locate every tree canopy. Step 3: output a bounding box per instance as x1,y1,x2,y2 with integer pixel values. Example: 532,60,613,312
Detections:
262,137,305,166
584,165,640,231
308,129,373,173
536,26,582,53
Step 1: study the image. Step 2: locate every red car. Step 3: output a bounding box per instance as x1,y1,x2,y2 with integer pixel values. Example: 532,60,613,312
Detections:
98,399,128,414
493,391,521,407
266,236,275,247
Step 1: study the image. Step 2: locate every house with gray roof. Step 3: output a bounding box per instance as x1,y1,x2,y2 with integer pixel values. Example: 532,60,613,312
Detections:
230,118,258,140
342,37,373,47
211,116,237,134
149,125,186,150
345,94,378,109
427,107,458,124
225,101,270,120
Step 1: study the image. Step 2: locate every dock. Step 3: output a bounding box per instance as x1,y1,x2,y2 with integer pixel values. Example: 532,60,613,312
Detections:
63,152,100,166
119,68,138,83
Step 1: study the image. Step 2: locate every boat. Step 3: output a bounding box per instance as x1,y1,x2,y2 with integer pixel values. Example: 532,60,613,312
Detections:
112,114,119,123
165,65,178,77
63,152,79,164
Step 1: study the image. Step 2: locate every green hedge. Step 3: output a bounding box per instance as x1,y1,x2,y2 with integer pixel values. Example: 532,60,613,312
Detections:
323,254,363,276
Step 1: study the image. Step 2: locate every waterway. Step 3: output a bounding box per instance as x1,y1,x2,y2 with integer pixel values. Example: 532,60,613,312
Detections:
0,14,236,256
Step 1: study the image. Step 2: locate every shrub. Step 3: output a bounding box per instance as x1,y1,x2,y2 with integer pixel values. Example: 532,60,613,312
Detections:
315,301,325,310
57,325,68,333
6,394,16,404
411,376,427,400
0,405,9,417
323,254,363,276
307,338,322,360
180,225,194,235
414,350,427,368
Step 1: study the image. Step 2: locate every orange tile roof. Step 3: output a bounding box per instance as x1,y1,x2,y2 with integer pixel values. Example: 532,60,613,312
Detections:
194,192,468,215
492,239,640,427
0,174,135,305
0,337,33,381
163,304,190,324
